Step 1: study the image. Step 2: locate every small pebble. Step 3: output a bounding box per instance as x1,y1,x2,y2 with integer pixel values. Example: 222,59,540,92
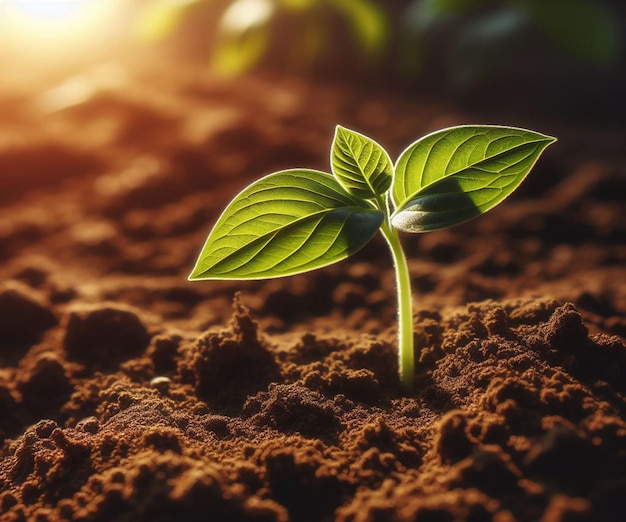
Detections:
150,376,171,394
76,416,100,434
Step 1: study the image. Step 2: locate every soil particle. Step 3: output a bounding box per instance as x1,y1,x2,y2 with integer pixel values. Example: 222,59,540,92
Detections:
523,420,598,483
452,445,524,497
0,281,58,363
0,142,104,206
539,495,593,522
16,351,74,421
179,296,282,414
63,304,151,370
435,410,475,464
258,441,346,521
244,384,340,439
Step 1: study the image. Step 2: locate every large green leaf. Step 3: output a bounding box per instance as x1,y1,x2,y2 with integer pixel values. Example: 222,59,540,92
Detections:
189,169,384,280
391,125,555,232
331,125,392,201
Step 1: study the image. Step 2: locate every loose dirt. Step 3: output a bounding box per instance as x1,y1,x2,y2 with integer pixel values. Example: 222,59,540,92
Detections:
0,66,625,521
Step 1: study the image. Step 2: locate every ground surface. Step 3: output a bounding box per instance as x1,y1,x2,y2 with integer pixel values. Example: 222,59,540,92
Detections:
0,66,625,521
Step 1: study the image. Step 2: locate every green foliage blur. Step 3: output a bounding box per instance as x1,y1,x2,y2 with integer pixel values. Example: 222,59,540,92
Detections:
136,0,624,90
402,0,622,89
136,0,389,76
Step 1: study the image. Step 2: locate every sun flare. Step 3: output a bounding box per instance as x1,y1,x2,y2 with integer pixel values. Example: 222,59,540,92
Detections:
3,0,90,21
1,0,125,68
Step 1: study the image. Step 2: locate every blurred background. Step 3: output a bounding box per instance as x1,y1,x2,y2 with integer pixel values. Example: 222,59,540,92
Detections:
1,0,624,123
0,1,624,377
0,0,624,313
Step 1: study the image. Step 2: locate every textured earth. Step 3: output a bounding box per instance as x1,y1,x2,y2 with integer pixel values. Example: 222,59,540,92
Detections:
0,65,625,521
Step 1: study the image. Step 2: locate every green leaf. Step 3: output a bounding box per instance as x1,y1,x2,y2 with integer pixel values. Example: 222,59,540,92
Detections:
331,125,393,201
391,125,555,232
189,169,384,280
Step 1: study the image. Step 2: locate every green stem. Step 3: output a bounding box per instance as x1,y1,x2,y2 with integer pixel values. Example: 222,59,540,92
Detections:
380,224,415,390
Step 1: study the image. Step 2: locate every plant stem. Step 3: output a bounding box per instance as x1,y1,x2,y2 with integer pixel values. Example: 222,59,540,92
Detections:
380,224,415,390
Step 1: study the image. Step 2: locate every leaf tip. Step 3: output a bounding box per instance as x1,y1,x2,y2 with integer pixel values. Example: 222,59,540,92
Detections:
188,264,206,281
334,124,348,137
538,134,557,153
537,132,557,146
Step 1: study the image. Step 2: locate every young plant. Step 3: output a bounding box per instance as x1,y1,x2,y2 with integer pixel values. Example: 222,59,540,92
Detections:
189,125,555,389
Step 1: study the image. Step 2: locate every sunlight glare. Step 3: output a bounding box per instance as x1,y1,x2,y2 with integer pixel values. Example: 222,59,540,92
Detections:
222,0,274,33
1,0,124,68
4,0,89,21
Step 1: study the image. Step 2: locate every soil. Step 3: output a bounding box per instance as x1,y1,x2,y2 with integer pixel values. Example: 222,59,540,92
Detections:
0,65,625,522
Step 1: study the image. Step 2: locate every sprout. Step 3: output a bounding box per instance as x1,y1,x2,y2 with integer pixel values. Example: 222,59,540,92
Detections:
190,125,555,389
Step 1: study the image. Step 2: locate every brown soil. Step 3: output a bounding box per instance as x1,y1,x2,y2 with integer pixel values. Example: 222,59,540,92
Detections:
0,66,625,522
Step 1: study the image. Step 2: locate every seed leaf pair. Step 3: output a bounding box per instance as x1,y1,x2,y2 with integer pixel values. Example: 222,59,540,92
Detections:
190,125,554,281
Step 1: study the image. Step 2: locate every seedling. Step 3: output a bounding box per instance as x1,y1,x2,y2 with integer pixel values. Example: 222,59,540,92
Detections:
189,125,555,389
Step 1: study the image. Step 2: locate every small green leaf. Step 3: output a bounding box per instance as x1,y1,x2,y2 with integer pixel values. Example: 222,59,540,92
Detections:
189,169,383,280
331,125,393,200
391,125,555,232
